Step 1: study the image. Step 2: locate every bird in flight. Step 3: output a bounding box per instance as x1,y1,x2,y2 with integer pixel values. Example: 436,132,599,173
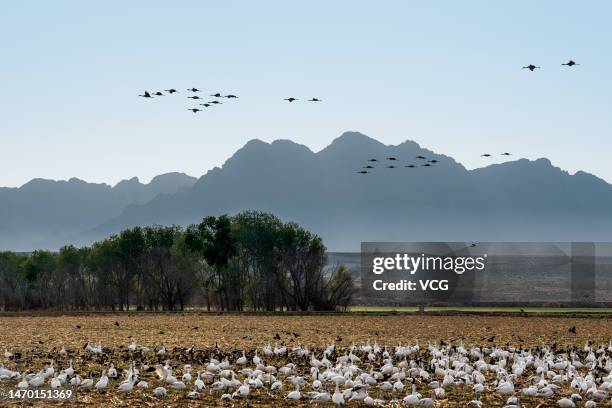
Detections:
139,91,152,98
187,96,202,100
386,165,396,169
415,155,426,160
422,163,431,167
210,93,222,97
188,88,200,92
153,92,164,96
224,94,238,99
284,97,298,102
209,101,222,104
199,103,212,108
363,165,374,169
357,170,369,174
562,60,579,67
386,157,397,161
405,165,416,168
165,89,178,94
481,154,492,157
522,64,540,71
188,108,202,113
428,159,439,163
308,98,321,102
367,159,378,162
501,152,512,156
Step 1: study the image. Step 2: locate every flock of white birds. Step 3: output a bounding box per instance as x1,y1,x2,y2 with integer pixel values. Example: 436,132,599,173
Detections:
1,338,612,406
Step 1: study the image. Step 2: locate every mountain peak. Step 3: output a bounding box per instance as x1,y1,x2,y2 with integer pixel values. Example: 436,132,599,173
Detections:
114,177,141,189
321,131,384,152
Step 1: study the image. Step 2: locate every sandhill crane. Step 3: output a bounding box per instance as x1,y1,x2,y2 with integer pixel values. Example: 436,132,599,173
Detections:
522,64,540,71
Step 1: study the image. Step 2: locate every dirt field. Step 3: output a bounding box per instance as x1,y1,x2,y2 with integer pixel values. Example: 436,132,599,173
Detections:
0,313,611,407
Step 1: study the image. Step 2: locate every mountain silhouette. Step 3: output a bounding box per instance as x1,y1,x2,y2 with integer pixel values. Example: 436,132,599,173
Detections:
73,132,612,251
0,172,196,250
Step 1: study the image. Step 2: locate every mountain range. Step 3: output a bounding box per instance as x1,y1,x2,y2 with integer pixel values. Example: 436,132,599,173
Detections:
0,173,197,251
2,131,612,251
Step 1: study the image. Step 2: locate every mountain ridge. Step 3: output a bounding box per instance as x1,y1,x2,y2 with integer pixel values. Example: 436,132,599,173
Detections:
2,132,611,251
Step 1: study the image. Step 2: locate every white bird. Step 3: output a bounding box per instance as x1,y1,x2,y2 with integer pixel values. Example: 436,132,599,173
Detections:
558,397,576,407
286,384,301,400
50,375,61,389
194,371,205,390
187,388,199,400
17,374,28,389
116,376,135,393
95,370,108,391
79,373,94,389
404,383,421,406
332,383,345,406
153,386,167,397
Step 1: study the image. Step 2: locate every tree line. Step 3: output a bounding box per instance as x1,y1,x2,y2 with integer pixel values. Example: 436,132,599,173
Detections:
0,211,353,312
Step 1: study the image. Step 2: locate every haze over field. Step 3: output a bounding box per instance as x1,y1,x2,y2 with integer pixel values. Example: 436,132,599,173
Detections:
3,132,612,252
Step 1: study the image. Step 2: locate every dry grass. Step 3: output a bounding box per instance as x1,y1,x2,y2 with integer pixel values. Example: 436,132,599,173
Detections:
0,313,611,407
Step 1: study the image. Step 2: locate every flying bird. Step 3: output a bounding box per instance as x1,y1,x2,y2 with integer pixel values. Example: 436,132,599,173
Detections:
386,157,397,161
187,96,202,100
152,92,164,96
416,155,426,159
501,152,512,156
308,98,321,102
363,165,374,169
188,108,202,113
562,60,579,67
284,97,298,102
386,165,396,168
367,159,378,162
139,91,152,98
357,170,369,174
187,88,200,92
422,163,431,167
224,94,238,99
522,64,540,71
164,89,178,94
210,93,222,97
481,154,492,157
199,103,212,108
208,101,222,104
405,165,416,168
428,159,439,163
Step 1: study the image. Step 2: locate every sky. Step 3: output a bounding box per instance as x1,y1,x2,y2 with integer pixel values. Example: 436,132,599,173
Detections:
1,1,611,187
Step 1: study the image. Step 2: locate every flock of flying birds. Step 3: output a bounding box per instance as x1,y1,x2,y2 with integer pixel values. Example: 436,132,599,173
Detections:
357,59,581,175
522,59,580,71
356,153,513,174
138,88,321,113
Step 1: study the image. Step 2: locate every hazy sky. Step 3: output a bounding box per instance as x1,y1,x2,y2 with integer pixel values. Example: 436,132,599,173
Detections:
1,1,611,187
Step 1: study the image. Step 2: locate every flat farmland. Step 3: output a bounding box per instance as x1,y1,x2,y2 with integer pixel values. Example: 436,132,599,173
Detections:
0,313,610,407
